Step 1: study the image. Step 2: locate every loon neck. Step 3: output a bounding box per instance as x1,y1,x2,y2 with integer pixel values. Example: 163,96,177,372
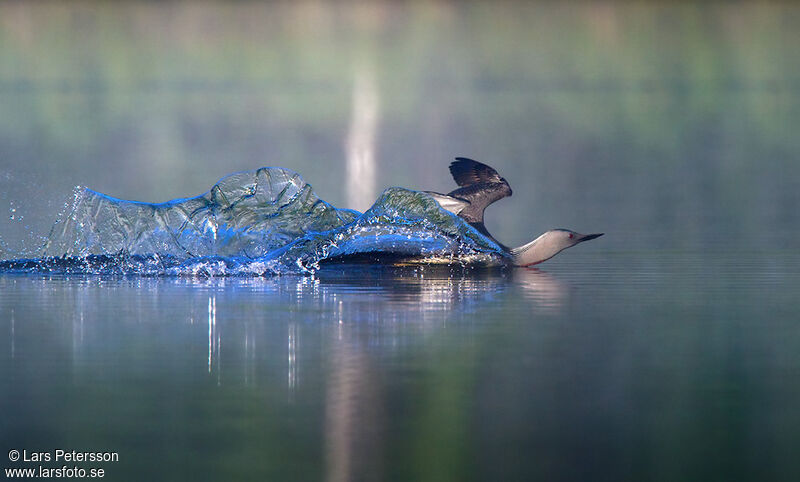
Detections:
509,233,564,267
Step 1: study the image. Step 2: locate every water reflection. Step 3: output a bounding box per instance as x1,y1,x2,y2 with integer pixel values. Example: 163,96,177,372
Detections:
187,267,525,395
9,308,14,359
514,269,567,312
324,338,384,482
2,253,800,480
0,268,577,392
207,295,219,377
288,321,298,396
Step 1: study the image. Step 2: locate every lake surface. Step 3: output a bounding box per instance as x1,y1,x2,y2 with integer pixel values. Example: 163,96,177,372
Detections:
2,2,800,481
2,251,799,481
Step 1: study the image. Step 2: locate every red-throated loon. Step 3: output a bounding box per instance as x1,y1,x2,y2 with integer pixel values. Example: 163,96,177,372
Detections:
426,157,603,266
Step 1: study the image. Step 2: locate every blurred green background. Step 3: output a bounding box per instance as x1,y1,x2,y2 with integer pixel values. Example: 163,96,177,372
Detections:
1,1,798,256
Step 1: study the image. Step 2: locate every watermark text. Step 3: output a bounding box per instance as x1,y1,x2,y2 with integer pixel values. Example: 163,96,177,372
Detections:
5,449,118,478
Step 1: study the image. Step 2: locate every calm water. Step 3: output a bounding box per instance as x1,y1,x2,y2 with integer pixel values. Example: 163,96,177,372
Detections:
2,251,799,481
2,2,800,481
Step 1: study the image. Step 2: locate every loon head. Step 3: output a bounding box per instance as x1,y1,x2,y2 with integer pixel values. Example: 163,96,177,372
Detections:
510,229,604,267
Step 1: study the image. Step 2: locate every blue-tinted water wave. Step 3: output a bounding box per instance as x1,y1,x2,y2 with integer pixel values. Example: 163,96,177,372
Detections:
0,167,508,275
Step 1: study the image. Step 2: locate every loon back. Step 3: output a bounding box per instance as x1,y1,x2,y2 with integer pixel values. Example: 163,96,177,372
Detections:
424,157,512,244
425,157,604,266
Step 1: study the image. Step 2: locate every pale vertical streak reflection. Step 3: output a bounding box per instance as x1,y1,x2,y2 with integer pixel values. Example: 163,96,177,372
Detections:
345,66,380,212
288,322,298,398
324,340,384,482
10,308,14,359
244,324,254,386
72,308,84,365
207,295,216,374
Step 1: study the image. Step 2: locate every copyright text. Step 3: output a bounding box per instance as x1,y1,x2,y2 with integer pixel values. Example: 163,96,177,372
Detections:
5,449,118,479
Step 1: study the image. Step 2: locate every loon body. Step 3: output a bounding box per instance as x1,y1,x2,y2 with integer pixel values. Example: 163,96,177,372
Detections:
426,158,603,266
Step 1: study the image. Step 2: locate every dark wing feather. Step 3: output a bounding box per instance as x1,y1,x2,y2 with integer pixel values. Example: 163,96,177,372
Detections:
446,181,512,225
449,158,504,187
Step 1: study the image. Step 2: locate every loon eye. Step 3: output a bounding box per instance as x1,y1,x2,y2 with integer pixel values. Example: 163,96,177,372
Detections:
568,233,574,239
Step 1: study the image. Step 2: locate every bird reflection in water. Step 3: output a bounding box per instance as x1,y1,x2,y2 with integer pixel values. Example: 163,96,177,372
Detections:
318,268,505,481
514,268,568,313
189,267,568,482
318,266,566,481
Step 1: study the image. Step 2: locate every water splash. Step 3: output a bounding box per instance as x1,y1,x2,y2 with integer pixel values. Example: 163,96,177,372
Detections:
0,167,508,275
0,172,57,258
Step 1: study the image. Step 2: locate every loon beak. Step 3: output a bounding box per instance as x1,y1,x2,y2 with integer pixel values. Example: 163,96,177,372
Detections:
579,233,604,242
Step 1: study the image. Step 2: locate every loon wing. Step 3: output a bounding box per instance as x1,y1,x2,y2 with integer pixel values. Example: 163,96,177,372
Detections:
424,191,509,251
445,158,513,226
424,191,470,215
449,157,506,187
